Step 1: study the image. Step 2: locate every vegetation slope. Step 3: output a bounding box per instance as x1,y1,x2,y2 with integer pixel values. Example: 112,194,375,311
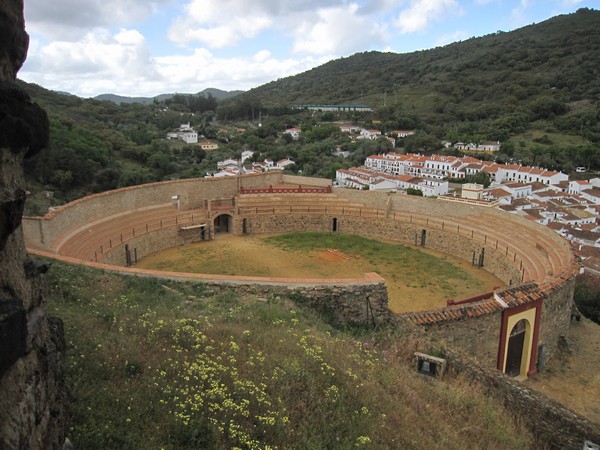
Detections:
49,261,532,449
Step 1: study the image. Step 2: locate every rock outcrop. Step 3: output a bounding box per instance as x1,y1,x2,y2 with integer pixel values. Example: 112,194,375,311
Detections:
0,0,68,448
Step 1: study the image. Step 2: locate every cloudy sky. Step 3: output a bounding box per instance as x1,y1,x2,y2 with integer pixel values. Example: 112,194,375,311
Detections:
19,0,594,98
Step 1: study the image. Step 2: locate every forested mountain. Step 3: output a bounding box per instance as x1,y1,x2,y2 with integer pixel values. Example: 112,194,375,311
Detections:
222,8,600,142
94,88,243,104
19,8,600,213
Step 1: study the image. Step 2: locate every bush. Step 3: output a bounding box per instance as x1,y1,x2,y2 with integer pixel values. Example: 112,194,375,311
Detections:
574,274,600,324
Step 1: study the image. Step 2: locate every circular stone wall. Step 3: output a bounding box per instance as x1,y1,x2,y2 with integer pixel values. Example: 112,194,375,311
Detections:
23,173,577,370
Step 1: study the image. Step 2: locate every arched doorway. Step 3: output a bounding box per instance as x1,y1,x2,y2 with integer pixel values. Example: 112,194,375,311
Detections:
505,319,529,377
497,299,542,379
213,214,232,233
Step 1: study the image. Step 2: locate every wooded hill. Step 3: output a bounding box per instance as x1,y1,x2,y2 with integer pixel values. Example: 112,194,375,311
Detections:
223,8,600,143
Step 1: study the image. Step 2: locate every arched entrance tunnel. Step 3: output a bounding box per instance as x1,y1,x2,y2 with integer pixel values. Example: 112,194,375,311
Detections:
505,319,529,377
213,214,232,234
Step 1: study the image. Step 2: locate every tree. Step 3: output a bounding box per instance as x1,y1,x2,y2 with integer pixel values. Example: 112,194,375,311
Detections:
472,171,491,188
406,188,423,196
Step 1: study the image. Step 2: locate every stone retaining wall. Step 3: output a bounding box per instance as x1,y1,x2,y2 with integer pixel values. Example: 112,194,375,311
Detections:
23,172,286,249
401,313,502,368
445,350,600,449
191,279,391,328
539,278,576,364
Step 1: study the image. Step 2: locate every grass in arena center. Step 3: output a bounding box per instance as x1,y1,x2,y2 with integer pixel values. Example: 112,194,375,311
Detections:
136,232,503,313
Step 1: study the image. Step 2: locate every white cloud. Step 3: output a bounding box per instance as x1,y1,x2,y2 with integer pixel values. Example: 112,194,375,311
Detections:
21,29,161,96
167,0,283,47
24,0,168,40
395,0,462,34
167,0,383,53
154,49,331,91
292,4,387,55
168,13,273,48
434,30,468,47
511,0,531,24
20,29,330,97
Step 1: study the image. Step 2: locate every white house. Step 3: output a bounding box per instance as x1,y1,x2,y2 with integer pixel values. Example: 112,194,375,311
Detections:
241,150,255,164
276,158,295,169
496,165,568,186
339,124,360,133
393,130,415,138
217,158,238,170
568,180,592,195
454,141,501,152
461,183,484,200
484,187,513,205
284,127,301,139
504,182,532,199
581,187,600,205
359,129,382,140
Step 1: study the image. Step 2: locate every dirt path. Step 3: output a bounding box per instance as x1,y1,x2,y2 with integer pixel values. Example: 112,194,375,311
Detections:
525,318,600,426
135,234,503,313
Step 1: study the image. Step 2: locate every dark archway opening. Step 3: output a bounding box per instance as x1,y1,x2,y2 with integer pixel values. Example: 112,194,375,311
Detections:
505,319,527,377
214,214,232,233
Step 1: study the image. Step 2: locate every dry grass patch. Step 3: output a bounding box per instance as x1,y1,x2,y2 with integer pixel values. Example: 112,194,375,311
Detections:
136,232,503,313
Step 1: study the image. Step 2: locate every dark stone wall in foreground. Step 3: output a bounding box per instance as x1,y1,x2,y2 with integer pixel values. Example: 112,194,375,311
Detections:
0,0,68,448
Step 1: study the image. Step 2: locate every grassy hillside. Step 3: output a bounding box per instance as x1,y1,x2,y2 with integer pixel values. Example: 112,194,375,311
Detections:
48,261,532,449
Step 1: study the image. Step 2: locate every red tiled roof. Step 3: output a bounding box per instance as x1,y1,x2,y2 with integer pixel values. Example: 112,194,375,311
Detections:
400,283,549,326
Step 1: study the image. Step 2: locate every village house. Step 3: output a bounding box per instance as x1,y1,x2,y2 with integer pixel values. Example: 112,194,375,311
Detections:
217,158,238,171
496,165,568,185
339,124,361,133
284,127,302,139
199,141,218,151
567,180,592,195
483,187,513,205
393,130,415,138
276,158,295,169
454,141,501,152
359,129,382,140
336,167,448,196
166,123,198,144
504,182,532,199
461,183,484,200
241,150,255,164
580,187,600,205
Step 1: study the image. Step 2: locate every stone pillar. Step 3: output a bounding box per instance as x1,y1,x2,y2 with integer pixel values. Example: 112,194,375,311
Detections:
0,1,68,448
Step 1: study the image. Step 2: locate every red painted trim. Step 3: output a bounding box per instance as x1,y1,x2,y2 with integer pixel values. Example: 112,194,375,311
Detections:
446,288,499,306
240,185,332,194
496,297,543,374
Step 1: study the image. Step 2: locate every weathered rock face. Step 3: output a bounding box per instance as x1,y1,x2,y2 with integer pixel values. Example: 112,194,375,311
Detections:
0,0,68,448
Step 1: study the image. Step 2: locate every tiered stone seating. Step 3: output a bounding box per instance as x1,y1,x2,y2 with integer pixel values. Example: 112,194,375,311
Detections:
53,205,208,261
237,192,368,215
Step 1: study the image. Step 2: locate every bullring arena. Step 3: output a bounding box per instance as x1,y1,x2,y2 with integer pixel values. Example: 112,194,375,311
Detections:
23,172,577,379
